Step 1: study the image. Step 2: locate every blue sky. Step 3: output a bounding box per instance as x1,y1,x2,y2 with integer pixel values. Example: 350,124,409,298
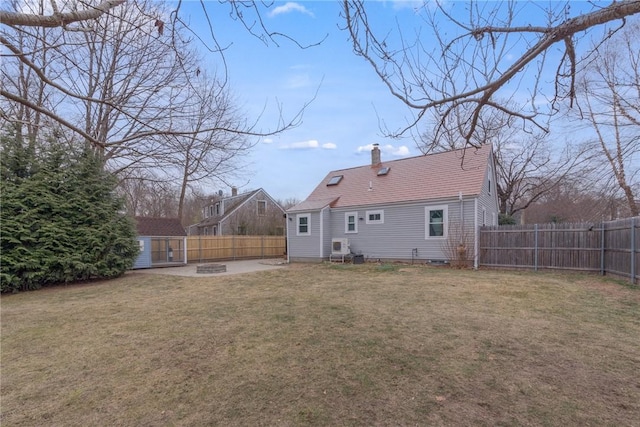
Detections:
177,1,603,202
178,0,423,202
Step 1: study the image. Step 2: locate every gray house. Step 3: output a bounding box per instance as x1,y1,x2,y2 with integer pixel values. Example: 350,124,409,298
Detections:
286,144,499,267
189,188,285,236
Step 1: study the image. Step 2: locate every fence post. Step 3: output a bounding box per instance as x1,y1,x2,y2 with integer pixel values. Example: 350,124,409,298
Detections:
600,222,605,277
631,217,636,285
261,236,264,259
232,235,236,260
534,224,538,272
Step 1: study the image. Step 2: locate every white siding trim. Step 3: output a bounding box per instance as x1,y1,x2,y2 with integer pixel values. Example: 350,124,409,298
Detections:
286,214,291,263
425,205,448,239
319,208,324,258
296,213,311,236
365,210,384,224
345,211,358,234
474,198,479,269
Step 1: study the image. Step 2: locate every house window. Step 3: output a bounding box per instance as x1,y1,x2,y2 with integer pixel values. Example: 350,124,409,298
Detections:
345,212,358,233
297,214,310,236
257,200,266,215
488,166,492,195
365,210,384,224
482,208,486,226
237,225,247,235
213,225,218,236
425,205,448,239
214,203,220,216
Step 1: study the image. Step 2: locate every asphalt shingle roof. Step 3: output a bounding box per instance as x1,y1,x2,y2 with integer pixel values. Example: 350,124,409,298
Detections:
135,217,186,236
290,145,491,211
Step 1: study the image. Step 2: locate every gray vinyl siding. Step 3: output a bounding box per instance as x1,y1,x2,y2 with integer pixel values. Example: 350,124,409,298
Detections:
477,156,500,227
287,211,324,261
327,199,477,262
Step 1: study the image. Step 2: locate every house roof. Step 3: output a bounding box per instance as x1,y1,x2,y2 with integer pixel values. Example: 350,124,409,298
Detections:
195,188,286,228
197,189,259,227
135,217,186,237
289,145,492,211
287,197,340,213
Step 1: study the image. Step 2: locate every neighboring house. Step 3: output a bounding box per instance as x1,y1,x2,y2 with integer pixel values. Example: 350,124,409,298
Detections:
189,188,285,236
286,144,499,267
134,217,187,269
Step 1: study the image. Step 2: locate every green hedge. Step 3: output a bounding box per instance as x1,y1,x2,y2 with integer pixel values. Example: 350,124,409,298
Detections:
1,136,139,292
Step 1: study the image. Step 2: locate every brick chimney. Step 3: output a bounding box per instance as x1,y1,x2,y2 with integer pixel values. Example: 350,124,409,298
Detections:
371,143,381,165
231,187,238,197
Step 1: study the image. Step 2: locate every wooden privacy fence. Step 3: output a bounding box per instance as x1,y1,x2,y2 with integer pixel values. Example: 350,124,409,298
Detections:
187,235,286,263
479,216,639,285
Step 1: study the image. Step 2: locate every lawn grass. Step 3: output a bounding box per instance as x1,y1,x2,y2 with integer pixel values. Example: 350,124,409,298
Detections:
1,263,639,426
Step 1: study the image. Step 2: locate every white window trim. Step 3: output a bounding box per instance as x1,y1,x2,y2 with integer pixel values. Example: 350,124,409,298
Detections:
296,213,311,236
425,205,448,239
365,210,384,225
345,212,358,234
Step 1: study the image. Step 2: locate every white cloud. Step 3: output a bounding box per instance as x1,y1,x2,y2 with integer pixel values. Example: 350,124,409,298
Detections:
285,73,311,89
280,139,336,150
279,140,317,150
263,138,274,144
357,143,411,157
269,2,314,18
356,143,376,153
387,145,410,156
390,0,426,11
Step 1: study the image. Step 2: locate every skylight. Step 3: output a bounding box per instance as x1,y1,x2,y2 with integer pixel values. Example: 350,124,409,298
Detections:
327,175,343,186
377,167,390,176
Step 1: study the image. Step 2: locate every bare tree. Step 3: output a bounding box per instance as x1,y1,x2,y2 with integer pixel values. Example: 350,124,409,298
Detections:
421,101,591,219
523,178,632,223
494,136,591,218
118,172,179,218
2,0,309,163
0,0,125,28
342,0,640,145
162,73,253,221
577,20,639,216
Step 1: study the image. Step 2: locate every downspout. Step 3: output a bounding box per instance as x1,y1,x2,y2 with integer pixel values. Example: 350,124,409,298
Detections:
474,198,478,270
319,208,324,259
459,191,464,245
286,213,290,264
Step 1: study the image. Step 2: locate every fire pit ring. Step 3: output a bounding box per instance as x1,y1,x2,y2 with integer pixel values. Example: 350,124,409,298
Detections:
196,263,227,274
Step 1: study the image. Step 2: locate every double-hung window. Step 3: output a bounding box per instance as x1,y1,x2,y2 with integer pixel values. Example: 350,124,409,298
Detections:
426,206,448,238
297,214,311,236
345,212,358,233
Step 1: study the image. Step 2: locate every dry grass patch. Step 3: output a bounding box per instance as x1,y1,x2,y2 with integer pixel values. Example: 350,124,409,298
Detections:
2,264,639,426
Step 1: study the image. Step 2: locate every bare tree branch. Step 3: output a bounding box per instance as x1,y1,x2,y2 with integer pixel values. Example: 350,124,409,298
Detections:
0,0,125,28
342,0,640,145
